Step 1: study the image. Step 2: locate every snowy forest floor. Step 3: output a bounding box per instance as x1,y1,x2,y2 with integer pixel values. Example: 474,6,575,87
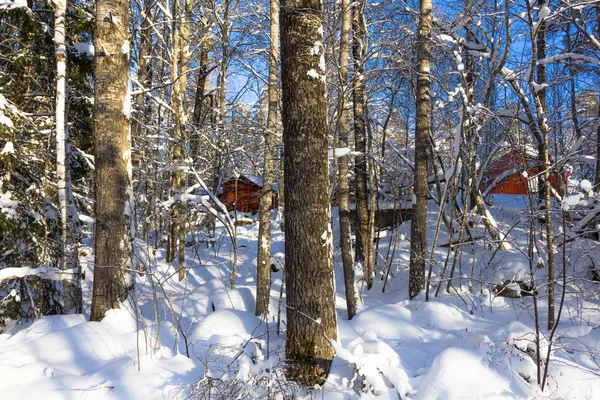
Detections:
1,195,600,399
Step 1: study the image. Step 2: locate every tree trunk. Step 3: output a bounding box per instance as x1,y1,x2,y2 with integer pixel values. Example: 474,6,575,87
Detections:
218,1,229,131
594,2,600,187
255,0,279,318
55,0,82,314
168,0,193,280
166,0,181,265
536,0,548,206
596,99,600,189
91,0,132,321
530,0,554,330
594,3,600,234
207,2,231,236
409,0,432,299
281,0,337,385
352,0,372,289
191,27,212,150
565,29,582,139
337,0,357,320
136,0,153,243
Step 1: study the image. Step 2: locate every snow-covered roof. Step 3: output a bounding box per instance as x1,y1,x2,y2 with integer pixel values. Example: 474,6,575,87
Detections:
225,174,278,190
243,174,263,187
492,142,539,160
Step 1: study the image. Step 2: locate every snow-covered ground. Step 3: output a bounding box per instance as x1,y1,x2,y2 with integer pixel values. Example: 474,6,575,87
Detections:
1,196,599,399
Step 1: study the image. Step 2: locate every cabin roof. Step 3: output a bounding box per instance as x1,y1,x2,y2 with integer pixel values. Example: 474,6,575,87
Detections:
491,143,538,161
222,174,277,190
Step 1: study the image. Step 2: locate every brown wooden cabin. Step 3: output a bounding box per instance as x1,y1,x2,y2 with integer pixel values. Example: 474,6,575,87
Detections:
218,174,278,214
482,148,567,196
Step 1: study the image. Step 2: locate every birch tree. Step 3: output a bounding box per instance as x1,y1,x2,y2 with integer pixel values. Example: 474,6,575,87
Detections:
54,0,82,313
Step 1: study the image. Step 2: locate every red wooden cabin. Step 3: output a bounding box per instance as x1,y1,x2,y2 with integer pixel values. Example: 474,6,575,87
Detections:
217,174,278,214
482,148,567,196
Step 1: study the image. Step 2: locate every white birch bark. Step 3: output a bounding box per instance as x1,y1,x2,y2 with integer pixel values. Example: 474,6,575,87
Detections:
54,0,81,314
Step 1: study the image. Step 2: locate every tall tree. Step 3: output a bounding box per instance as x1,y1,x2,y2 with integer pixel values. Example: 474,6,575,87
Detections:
281,0,337,385
409,0,432,299
192,24,213,135
352,0,372,290
133,0,154,243
594,3,600,225
54,0,81,313
529,0,554,331
166,0,193,280
337,0,357,319
255,0,279,317
213,0,232,199
90,0,132,321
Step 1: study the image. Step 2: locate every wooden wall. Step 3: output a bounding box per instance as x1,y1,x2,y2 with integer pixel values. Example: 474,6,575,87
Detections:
218,177,278,214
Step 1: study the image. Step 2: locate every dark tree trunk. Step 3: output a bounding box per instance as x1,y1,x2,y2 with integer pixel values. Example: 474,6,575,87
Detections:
337,0,357,319
596,100,600,188
409,0,432,299
191,28,212,161
91,0,132,321
281,0,338,385
352,0,372,289
531,0,554,330
565,29,582,139
536,0,548,206
134,0,153,242
594,3,600,191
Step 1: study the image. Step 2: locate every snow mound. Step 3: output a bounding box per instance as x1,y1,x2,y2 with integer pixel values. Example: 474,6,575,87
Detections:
492,255,530,282
352,301,483,342
352,303,428,341
190,309,263,343
416,347,520,399
190,278,254,313
0,313,197,399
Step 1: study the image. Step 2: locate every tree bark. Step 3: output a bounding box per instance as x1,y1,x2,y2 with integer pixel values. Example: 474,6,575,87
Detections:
55,0,82,314
166,0,181,265
565,28,582,139
352,0,372,290
281,0,337,385
594,3,600,236
409,0,432,299
191,27,212,137
337,0,357,319
594,2,600,188
536,0,548,206
91,0,132,321
255,0,279,317
530,0,554,330
207,1,231,236
136,0,153,243
167,0,193,280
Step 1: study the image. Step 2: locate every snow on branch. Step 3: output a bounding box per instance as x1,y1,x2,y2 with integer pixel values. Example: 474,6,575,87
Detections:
0,0,28,10
538,53,600,66
0,266,77,283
